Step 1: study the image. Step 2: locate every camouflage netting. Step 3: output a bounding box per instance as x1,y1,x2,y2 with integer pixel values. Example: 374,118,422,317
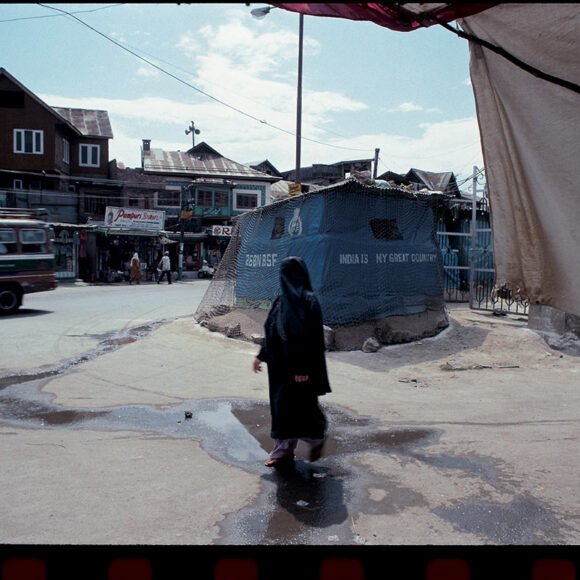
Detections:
194,178,451,351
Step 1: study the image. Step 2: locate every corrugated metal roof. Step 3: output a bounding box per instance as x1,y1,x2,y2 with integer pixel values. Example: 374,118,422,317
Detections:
52,107,114,138
409,168,455,192
143,148,278,181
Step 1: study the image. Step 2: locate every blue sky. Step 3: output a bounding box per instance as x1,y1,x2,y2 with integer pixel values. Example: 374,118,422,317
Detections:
1,3,484,185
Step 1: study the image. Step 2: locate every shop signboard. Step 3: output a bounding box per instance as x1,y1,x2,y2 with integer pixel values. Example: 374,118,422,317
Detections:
105,207,165,230
212,225,233,237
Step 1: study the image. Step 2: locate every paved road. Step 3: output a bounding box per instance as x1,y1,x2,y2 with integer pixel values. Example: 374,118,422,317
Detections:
0,279,209,374
1,282,579,551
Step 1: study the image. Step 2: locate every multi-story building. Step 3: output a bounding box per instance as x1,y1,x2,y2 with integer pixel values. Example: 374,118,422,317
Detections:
139,139,280,269
0,67,115,225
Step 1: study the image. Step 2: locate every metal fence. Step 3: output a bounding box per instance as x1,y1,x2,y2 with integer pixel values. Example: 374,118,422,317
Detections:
436,168,529,316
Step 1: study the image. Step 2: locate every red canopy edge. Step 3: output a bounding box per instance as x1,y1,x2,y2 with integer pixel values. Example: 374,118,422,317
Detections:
270,3,497,32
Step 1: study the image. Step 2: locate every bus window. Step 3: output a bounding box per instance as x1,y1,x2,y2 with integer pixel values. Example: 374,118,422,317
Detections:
20,228,47,253
0,228,17,254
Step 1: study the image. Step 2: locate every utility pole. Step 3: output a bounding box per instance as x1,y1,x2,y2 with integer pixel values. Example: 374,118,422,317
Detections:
295,13,303,188
178,184,193,281
373,148,380,179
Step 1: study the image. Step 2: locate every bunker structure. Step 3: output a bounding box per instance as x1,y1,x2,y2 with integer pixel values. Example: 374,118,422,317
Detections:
194,178,451,351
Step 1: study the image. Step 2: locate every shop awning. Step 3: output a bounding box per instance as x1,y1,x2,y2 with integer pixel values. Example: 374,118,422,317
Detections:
95,227,164,238
165,232,208,242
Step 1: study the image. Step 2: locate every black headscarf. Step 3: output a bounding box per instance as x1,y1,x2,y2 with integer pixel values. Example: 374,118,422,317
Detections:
259,256,331,397
277,256,313,340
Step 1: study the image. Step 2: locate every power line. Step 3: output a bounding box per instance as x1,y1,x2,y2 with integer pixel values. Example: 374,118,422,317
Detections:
108,34,375,152
0,4,125,23
36,3,375,154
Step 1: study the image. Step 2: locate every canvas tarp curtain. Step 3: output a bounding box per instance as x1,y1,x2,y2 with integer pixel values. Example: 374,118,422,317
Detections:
270,3,495,32
459,4,580,317
273,3,580,317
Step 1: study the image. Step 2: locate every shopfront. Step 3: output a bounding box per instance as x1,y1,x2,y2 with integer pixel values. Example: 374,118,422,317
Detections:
94,207,170,282
206,225,232,267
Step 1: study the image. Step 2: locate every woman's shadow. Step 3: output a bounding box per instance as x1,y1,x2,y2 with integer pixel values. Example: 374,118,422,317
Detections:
262,456,348,529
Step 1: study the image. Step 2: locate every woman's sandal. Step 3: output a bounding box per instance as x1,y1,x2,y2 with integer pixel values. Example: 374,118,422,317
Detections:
264,455,294,467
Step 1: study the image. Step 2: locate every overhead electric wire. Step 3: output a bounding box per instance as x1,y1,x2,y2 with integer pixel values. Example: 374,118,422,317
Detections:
0,4,125,23
108,35,376,154
36,3,376,155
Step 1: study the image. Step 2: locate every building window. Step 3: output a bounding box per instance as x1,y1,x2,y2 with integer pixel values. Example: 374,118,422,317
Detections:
14,129,44,154
63,138,70,164
13,179,23,190
197,190,213,207
79,144,100,167
214,190,229,208
236,193,258,209
157,189,181,207
85,194,107,216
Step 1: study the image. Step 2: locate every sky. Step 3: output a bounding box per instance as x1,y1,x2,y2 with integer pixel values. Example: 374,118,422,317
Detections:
1,3,484,188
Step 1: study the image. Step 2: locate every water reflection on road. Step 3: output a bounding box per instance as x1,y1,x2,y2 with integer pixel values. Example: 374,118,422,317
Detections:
0,362,565,545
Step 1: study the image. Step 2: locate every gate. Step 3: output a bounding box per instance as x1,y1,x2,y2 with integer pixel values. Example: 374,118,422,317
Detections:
436,167,528,316
53,228,79,280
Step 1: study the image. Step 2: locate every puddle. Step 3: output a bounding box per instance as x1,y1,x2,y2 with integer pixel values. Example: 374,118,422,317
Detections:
0,397,108,425
0,372,565,545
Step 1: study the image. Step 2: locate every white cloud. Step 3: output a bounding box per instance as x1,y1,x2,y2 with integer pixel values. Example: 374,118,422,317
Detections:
387,102,423,113
40,90,482,181
372,117,484,180
37,10,482,181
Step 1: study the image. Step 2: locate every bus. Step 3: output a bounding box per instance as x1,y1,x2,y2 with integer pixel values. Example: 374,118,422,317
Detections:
0,208,58,315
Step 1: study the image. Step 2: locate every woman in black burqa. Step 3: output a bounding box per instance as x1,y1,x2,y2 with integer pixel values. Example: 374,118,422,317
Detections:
253,256,331,467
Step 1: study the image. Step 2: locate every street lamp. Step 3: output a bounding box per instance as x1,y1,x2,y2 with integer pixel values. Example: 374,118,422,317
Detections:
252,5,303,188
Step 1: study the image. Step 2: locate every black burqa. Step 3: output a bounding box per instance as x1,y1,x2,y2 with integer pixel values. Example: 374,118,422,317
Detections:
257,256,331,440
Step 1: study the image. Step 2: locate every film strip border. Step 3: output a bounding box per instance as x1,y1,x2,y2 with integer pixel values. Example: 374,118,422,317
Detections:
1,546,577,579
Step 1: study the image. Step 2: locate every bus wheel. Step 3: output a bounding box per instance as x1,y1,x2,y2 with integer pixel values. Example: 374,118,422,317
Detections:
0,286,22,315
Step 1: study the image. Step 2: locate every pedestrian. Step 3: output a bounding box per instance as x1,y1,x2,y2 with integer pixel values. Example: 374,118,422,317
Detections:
157,251,172,284
253,256,331,467
129,252,142,285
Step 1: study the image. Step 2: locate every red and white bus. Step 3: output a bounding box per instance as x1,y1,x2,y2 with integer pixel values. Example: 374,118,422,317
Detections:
0,209,57,315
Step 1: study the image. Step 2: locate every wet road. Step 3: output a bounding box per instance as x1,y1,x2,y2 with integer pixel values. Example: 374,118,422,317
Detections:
0,279,207,374
1,283,577,545
0,375,564,545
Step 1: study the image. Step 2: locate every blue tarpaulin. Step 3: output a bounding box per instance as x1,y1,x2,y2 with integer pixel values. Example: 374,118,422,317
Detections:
234,182,445,327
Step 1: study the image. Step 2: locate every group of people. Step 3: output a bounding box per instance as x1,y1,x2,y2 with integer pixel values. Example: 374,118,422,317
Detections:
128,251,173,285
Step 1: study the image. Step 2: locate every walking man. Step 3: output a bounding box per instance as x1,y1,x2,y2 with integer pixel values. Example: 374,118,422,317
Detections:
157,251,172,284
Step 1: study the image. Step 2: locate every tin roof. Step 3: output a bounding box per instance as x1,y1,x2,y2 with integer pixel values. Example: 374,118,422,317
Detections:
142,142,279,183
52,107,114,139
